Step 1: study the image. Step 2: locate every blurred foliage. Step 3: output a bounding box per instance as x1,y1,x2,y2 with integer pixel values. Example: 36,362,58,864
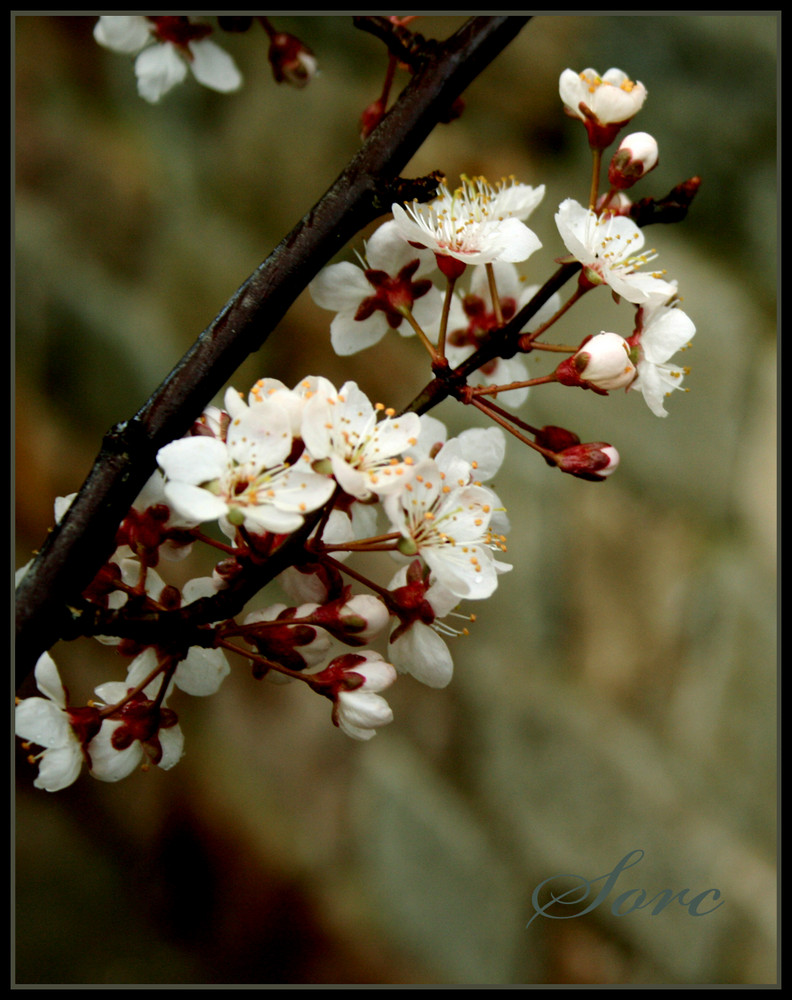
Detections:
15,15,776,985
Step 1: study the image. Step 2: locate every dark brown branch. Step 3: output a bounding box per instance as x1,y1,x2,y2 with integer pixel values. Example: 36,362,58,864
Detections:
353,15,441,69
15,15,532,689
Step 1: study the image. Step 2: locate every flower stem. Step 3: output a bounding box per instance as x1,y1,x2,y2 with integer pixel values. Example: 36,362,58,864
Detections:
589,147,602,210
485,262,503,327
401,308,441,361
436,275,458,360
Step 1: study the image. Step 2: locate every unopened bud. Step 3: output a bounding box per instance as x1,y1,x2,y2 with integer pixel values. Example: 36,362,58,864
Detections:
608,131,659,189
309,592,390,645
534,425,581,453
555,332,636,393
556,442,620,481
339,594,390,640
268,32,317,88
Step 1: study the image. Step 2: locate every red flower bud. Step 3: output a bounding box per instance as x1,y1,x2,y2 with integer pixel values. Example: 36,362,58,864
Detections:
267,32,317,88
556,442,620,481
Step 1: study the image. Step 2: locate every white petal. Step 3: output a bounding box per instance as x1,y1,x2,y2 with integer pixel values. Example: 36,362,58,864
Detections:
337,690,393,738
94,15,151,53
310,262,373,312
34,746,84,792
424,544,498,600
487,217,542,263
188,39,242,93
134,43,188,103
34,651,68,708
642,308,696,363
158,436,228,485
390,622,453,689
157,725,185,770
174,648,230,697
227,398,293,468
365,219,436,274
93,680,129,705
329,311,389,356
15,698,71,748
164,481,229,523
88,722,143,782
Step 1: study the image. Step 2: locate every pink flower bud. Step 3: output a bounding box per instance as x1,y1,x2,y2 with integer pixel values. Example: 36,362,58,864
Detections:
608,132,659,189
556,442,620,481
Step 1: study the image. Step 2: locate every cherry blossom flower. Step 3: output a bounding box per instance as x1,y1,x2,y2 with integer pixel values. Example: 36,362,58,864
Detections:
15,653,93,792
301,380,421,500
383,459,510,600
386,562,462,689
171,645,231,698
157,388,335,539
90,649,185,781
391,176,544,271
312,652,398,740
559,67,647,148
628,292,696,417
94,16,242,104
309,220,442,355
405,418,511,536
555,198,677,305
114,469,199,565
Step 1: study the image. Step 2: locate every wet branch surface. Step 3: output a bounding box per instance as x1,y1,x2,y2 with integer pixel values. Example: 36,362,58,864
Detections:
15,16,532,690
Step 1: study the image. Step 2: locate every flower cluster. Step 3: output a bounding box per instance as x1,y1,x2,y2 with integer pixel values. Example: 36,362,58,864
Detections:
17,375,511,789
17,61,699,791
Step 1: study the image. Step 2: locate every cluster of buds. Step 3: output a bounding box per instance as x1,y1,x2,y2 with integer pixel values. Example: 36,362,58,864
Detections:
16,60,698,791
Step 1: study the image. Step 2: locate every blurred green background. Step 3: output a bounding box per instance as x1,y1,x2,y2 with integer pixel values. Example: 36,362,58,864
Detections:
14,15,777,985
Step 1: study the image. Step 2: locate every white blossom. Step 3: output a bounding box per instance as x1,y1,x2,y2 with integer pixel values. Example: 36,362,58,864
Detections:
94,16,242,104
559,67,647,127
391,176,544,268
386,565,460,689
331,653,397,741
301,380,421,500
383,459,510,600
15,653,85,792
91,649,185,780
630,293,696,416
309,220,443,356
569,331,637,391
157,389,335,539
556,199,677,305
